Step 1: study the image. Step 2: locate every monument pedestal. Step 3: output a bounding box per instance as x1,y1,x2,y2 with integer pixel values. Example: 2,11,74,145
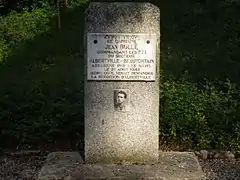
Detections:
37,151,206,180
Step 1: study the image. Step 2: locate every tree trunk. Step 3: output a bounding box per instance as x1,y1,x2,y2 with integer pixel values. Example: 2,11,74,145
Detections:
63,0,68,8
57,0,61,30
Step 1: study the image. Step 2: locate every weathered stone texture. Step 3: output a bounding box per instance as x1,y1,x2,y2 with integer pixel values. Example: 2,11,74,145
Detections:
85,2,160,164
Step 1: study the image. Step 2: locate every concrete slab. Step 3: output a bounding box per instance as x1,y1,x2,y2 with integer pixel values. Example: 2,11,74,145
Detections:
37,152,84,180
37,151,206,180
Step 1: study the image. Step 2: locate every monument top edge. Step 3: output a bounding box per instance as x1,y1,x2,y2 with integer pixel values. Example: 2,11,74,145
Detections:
88,2,157,5
87,33,158,35
87,2,160,10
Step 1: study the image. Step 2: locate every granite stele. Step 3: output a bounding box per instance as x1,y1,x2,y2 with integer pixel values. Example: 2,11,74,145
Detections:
84,2,160,164
37,3,206,180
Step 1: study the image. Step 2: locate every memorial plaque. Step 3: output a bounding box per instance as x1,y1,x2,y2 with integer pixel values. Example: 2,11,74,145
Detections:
87,33,156,81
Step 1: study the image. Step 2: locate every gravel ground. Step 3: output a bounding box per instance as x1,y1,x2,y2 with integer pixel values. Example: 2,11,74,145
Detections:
0,151,48,180
199,159,240,180
0,151,240,180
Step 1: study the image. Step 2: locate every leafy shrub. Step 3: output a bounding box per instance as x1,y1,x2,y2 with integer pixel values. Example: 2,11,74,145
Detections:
160,78,240,150
0,6,85,148
160,79,213,148
0,40,9,62
203,79,240,149
0,8,52,62
68,0,90,8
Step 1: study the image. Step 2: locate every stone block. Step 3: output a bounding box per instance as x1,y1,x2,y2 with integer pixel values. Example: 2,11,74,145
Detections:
37,151,206,180
84,2,160,164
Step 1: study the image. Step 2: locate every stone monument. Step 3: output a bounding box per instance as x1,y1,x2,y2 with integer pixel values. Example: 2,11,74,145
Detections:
37,2,205,179
84,2,160,164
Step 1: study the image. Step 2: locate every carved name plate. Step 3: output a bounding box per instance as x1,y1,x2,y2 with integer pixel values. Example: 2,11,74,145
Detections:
87,33,157,81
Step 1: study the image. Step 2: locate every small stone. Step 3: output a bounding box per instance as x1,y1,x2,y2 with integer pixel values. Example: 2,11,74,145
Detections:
225,151,235,160
194,151,201,158
214,152,220,159
200,150,208,160
214,151,225,159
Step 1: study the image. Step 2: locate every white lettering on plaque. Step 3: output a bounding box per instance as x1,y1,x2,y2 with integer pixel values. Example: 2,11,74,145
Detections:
87,33,156,81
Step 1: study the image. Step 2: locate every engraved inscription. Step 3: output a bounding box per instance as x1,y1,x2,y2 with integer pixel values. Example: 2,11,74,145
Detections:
87,33,156,81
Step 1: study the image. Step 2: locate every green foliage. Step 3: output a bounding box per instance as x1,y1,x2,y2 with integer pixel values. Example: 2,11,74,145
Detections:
203,79,240,149
0,8,52,62
0,8,51,43
68,0,90,8
0,4,86,148
0,54,84,146
0,40,8,62
160,79,212,148
160,78,240,150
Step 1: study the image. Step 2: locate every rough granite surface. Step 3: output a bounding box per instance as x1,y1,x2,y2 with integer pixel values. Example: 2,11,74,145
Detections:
84,2,160,164
37,151,206,180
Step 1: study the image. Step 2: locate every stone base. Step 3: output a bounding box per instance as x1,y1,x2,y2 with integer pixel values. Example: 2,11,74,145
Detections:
37,151,206,180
